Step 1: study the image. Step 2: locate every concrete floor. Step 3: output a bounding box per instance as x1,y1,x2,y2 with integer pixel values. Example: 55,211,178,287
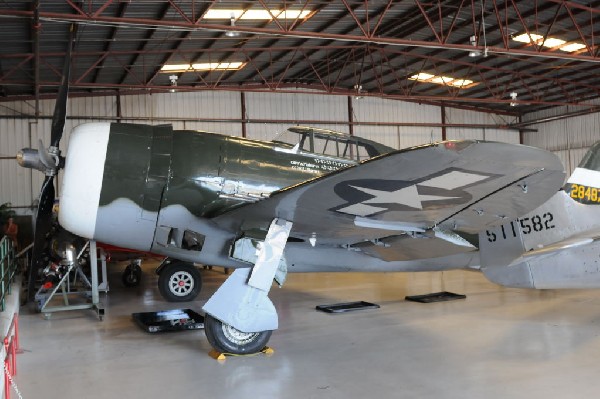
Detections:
14,262,600,399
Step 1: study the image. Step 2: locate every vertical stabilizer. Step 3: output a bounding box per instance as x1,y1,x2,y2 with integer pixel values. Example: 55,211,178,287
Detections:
563,141,600,204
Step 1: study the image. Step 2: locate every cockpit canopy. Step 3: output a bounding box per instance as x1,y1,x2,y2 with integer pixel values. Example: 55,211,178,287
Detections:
579,141,600,171
272,126,395,162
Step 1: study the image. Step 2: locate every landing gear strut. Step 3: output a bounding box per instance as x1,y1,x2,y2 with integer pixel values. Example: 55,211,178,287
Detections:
203,218,292,354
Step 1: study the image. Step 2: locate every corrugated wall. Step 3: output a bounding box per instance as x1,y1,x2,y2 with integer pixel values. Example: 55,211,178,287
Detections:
0,90,520,213
245,92,349,141
353,97,442,149
445,108,519,144
523,107,600,176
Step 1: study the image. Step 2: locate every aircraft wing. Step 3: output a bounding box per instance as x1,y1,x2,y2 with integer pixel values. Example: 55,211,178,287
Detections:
212,140,565,247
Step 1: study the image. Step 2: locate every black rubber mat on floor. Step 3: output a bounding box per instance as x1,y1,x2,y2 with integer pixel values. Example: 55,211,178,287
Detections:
316,301,380,313
405,291,466,303
132,309,204,333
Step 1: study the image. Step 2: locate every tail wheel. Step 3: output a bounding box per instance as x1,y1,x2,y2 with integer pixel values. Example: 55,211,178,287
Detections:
158,262,201,302
122,263,142,287
204,314,272,355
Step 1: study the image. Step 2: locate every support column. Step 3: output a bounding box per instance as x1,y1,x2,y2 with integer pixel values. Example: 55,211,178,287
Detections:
116,92,122,122
90,240,99,305
441,104,447,141
347,96,354,136
241,92,247,138
518,115,524,144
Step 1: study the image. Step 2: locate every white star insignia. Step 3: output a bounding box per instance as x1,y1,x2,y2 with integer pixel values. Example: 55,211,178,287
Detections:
335,171,490,217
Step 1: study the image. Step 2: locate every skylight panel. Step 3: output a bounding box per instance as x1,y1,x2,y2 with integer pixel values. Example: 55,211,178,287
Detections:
409,73,476,88
204,9,311,20
512,33,587,52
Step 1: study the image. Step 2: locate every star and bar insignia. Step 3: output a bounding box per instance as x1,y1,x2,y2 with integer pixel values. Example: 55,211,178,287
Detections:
332,169,498,217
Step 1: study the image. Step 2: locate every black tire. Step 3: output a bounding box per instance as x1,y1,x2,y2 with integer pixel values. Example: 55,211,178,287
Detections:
122,263,142,287
204,313,272,355
158,262,201,302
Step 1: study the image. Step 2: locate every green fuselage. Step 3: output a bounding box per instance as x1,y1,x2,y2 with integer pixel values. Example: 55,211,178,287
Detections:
93,123,354,265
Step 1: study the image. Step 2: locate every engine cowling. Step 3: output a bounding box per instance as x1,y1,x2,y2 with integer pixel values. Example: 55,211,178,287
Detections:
59,122,171,252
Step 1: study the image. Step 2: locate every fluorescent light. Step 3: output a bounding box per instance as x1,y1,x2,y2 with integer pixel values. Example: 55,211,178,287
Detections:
411,72,434,80
160,64,191,72
204,9,311,20
513,33,545,44
560,42,587,52
543,37,566,48
512,33,586,52
160,62,246,73
450,79,474,87
191,62,246,71
409,72,476,88
278,10,312,19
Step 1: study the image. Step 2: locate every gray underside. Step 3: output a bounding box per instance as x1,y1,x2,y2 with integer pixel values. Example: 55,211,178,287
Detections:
94,200,480,273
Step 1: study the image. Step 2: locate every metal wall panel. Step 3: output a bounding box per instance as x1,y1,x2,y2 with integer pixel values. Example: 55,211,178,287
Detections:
352,97,441,148
524,107,600,176
523,99,600,123
565,112,600,149
120,94,152,119
246,92,347,123
0,119,38,209
0,98,53,116
446,108,519,144
245,92,348,141
446,128,483,141
68,96,116,119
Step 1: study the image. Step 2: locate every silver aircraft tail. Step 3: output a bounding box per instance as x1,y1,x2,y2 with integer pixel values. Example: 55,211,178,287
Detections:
479,142,600,289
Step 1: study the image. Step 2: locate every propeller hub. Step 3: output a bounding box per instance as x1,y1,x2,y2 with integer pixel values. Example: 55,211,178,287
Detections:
17,148,45,172
16,143,62,176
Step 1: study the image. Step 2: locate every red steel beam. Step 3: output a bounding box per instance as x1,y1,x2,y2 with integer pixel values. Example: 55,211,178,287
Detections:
1,9,599,63
0,78,594,109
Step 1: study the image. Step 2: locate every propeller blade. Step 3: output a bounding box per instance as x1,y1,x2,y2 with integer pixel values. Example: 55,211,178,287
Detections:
50,24,76,149
27,175,55,300
26,23,76,301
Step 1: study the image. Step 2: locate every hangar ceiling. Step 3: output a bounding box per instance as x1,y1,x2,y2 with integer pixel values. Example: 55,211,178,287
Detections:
0,1,599,116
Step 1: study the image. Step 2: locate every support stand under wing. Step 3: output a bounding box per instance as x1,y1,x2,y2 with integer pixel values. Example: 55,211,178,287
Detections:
203,218,292,333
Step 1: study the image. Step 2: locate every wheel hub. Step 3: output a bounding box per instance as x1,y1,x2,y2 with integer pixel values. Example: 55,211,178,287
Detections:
221,324,260,346
168,271,194,296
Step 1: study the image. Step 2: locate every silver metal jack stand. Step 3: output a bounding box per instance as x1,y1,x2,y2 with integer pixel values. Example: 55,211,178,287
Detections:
35,240,106,320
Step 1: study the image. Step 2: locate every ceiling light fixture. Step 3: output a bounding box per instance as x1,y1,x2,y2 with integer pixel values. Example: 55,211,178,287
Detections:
469,0,489,58
469,35,481,57
509,92,518,106
353,84,364,100
169,75,178,93
225,13,240,37
512,33,586,52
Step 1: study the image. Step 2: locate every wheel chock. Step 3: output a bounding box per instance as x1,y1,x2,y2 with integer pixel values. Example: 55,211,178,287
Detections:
208,350,227,361
208,346,275,361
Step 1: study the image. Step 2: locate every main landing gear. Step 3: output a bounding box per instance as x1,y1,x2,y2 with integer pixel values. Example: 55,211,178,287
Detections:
202,218,292,355
204,314,272,354
156,259,202,302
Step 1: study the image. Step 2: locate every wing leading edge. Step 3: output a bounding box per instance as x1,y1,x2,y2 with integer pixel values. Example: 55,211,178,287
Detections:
213,140,565,249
